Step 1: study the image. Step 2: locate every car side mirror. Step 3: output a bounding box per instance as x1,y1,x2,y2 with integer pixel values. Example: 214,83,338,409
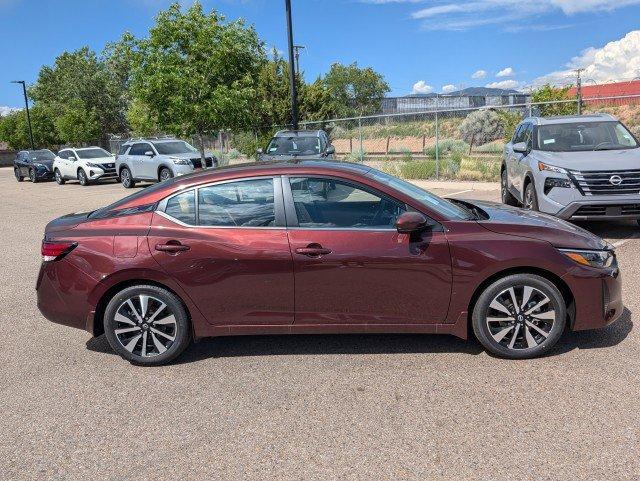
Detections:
325,145,335,155
257,148,263,154
395,212,430,234
144,151,155,157
513,142,528,154
69,156,76,161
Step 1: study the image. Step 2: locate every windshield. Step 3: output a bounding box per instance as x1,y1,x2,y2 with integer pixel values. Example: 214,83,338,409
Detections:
266,136,321,156
30,150,55,161
537,121,639,152
366,169,471,220
77,148,112,159
152,141,197,155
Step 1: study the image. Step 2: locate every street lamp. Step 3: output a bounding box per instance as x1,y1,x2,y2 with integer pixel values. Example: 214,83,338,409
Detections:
284,0,299,130
10,80,35,150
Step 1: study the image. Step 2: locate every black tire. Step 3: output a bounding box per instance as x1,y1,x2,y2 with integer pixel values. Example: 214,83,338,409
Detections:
501,169,518,206
78,169,90,186
472,274,566,359
29,168,38,183
120,167,135,188
14,168,24,182
523,181,539,211
103,285,192,366
159,167,173,182
54,169,65,185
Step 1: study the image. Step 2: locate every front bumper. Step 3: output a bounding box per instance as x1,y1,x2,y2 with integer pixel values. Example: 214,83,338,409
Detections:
35,169,55,180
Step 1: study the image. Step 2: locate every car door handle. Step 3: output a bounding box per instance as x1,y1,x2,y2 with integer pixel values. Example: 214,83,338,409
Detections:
155,242,190,253
295,245,332,257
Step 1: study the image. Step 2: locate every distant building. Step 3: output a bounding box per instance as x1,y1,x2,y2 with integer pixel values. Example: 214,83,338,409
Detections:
568,80,640,106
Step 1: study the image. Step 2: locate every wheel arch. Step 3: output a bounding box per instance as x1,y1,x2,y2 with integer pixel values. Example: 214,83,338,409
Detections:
157,164,173,181
466,266,576,335
92,278,194,338
118,163,132,175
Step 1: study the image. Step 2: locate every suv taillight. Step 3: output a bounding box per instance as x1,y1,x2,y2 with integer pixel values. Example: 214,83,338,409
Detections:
41,240,77,261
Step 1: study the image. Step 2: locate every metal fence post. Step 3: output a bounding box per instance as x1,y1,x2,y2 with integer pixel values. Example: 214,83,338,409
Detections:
358,116,363,162
435,109,439,180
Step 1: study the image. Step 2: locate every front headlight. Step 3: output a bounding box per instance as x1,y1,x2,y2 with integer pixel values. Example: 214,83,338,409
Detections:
170,157,190,165
86,162,102,168
559,248,614,268
538,161,568,174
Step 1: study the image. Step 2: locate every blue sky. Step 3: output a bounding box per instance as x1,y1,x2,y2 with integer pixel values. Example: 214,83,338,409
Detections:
2,0,640,109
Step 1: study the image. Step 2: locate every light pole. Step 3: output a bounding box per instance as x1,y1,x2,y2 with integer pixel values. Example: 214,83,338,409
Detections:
293,44,305,77
11,80,35,150
284,0,299,130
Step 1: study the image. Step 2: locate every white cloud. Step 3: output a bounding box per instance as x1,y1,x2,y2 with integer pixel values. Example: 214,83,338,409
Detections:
533,30,640,86
496,67,515,78
486,80,521,89
471,70,487,79
412,80,433,94
0,106,20,116
442,84,457,94
363,0,640,31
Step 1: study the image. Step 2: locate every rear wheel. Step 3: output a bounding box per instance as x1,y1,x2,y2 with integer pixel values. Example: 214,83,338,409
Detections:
159,167,173,182
78,169,90,186
29,168,38,183
501,169,518,206
14,168,24,182
103,285,192,366
54,169,65,185
120,167,135,188
472,274,566,359
523,181,539,211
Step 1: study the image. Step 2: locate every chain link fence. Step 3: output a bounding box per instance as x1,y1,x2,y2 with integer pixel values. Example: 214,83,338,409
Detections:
294,94,640,182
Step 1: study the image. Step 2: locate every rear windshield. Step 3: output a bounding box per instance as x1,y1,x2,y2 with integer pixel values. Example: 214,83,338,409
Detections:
152,141,197,155
266,136,320,155
77,148,112,159
537,121,639,152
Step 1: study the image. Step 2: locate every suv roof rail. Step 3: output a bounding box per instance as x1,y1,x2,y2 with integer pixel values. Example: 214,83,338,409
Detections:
124,135,177,143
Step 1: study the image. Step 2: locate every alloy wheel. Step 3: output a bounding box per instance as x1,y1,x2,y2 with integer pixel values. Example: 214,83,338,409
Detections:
501,172,508,202
485,285,556,351
112,294,178,358
121,169,131,187
160,169,172,182
523,189,533,209
29,169,36,182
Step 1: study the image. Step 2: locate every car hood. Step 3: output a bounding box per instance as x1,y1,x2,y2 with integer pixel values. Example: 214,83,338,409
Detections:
34,159,54,169
454,199,609,250
165,152,213,160
533,148,640,171
84,156,115,163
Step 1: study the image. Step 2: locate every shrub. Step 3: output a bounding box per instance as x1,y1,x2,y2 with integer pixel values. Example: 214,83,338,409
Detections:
458,109,504,153
389,147,413,161
424,138,469,158
343,149,366,163
399,161,436,179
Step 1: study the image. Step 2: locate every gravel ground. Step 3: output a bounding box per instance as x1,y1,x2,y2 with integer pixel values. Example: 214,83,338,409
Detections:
0,169,638,481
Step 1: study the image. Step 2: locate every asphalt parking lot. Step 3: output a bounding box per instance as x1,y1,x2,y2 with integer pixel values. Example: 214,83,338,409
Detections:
1,168,638,481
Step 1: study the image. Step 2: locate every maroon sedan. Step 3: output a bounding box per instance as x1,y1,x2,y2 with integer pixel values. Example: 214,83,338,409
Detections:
37,161,623,364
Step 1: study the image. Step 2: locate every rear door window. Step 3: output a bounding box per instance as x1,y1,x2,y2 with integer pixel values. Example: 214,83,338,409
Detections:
198,178,275,227
165,190,196,225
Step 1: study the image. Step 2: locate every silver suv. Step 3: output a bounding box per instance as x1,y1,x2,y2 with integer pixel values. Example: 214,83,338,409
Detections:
116,137,217,188
257,130,335,161
502,114,640,225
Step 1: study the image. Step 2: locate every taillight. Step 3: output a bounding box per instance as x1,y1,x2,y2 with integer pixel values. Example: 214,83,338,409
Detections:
41,240,77,262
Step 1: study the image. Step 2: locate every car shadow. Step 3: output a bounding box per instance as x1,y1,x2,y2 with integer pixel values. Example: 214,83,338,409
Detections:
85,309,632,364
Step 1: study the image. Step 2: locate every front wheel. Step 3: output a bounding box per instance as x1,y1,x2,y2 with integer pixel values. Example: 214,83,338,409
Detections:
54,169,65,185
501,169,518,206
14,168,24,182
120,167,135,188
103,285,192,366
159,167,173,182
29,168,38,183
523,181,539,211
78,169,90,186
472,274,566,359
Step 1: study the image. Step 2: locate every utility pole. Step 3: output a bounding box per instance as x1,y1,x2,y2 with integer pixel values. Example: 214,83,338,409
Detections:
11,80,34,150
575,68,584,115
284,0,299,130
293,45,305,77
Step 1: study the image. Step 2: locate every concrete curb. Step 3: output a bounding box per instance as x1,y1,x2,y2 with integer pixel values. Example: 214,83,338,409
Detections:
409,180,499,191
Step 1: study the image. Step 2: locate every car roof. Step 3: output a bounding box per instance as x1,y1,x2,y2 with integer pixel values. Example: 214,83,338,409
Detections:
122,137,181,145
524,113,617,126
273,130,324,138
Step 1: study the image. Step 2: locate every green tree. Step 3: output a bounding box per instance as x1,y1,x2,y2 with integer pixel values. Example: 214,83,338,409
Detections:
54,100,101,144
130,2,265,159
532,84,576,116
0,106,60,150
320,62,390,118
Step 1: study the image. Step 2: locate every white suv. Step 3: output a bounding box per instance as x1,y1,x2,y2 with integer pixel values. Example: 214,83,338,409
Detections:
115,137,217,188
53,147,117,186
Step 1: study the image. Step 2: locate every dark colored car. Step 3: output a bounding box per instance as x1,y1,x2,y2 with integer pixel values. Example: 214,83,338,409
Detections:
37,161,623,365
14,149,56,183
257,130,335,161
